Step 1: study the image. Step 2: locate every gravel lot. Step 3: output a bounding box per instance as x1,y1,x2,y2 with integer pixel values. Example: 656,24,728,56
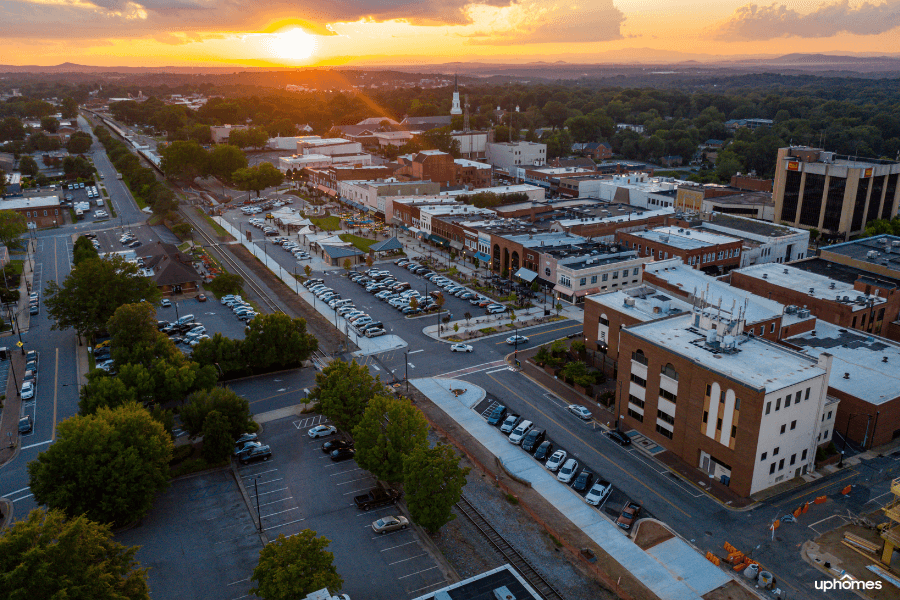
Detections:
429,431,614,600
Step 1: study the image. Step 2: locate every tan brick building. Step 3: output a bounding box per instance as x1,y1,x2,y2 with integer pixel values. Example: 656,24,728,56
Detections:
617,226,744,274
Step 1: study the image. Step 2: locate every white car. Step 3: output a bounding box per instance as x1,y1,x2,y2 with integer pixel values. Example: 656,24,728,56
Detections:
450,343,473,353
545,449,567,472
20,381,35,400
557,458,579,483
160,299,172,308
505,335,529,345
307,424,337,438
567,405,592,420
585,480,613,506
93,210,108,218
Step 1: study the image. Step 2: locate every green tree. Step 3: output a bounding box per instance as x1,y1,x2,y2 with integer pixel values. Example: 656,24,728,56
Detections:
206,272,244,297
172,222,193,240
403,444,469,533
809,228,820,242
308,360,384,432
179,386,256,440
555,302,563,316
342,258,352,274
229,127,269,150
541,100,569,130
201,410,233,462
352,395,429,484
61,96,79,119
18,155,39,177
249,531,343,600
190,332,246,377
28,403,173,527
422,127,461,157
106,302,162,363
0,116,26,141
160,140,207,182
40,116,60,133
78,375,138,415
233,162,284,197
66,131,94,155
206,144,248,181
303,264,312,278
44,255,161,340
62,155,95,179
0,210,27,249
242,313,318,370
0,508,150,600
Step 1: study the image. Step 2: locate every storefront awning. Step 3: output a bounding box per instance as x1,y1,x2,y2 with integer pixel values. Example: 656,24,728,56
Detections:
475,252,491,263
427,234,450,247
513,268,538,282
552,283,571,295
574,287,602,297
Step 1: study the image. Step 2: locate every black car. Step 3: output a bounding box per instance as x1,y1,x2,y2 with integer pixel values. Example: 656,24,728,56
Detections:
157,320,169,330
128,241,142,248
486,404,507,426
25,360,37,374
533,440,554,461
330,448,356,462
571,469,594,493
520,428,546,453
29,305,39,315
322,439,354,453
234,441,262,457
234,432,259,446
606,430,632,447
18,415,33,434
239,445,272,464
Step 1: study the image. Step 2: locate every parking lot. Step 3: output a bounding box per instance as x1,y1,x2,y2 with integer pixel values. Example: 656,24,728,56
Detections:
156,296,250,355
243,415,451,598
63,182,111,224
471,393,650,529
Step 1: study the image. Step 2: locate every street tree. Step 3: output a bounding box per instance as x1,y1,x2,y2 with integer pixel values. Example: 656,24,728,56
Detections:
308,360,384,431
45,254,162,340
403,444,470,533
233,162,284,197
107,302,163,363
555,302,563,316
0,508,150,600
464,311,472,325
206,272,244,297
18,155,38,177
112,346,217,404
40,116,60,133
66,131,93,154
200,410,233,463
73,235,99,265
63,155,95,179
61,96,79,119
352,395,429,484
190,332,246,378
249,531,343,600
180,386,256,440
0,210,27,249
160,140,207,183
242,313,318,371
229,127,269,150
303,264,312,278
342,258,352,274
28,403,173,527
206,144,247,181
409,296,419,311
365,254,373,268
78,374,138,415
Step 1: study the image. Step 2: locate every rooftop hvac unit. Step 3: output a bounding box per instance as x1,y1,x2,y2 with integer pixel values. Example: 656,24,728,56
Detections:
836,295,842,302
829,282,836,289
785,305,797,314
809,288,815,295
843,296,850,302
624,297,636,307
763,273,768,279
798,308,811,318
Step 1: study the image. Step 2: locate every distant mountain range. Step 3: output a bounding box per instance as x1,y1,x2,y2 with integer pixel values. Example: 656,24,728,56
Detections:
0,62,280,74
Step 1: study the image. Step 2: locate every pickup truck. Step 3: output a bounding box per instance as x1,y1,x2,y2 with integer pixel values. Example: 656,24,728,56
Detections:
354,487,402,511
616,501,642,530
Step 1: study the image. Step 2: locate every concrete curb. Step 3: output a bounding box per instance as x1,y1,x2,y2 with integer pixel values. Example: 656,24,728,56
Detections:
0,498,12,530
230,460,270,546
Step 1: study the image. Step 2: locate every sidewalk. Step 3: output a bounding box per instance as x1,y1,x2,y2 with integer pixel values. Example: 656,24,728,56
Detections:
421,307,567,343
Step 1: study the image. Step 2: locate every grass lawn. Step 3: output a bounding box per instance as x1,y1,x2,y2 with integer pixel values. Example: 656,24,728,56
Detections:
195,208,229,237
338,233,376,253
310,215,340,231
8,260,24,277
177,242,191,252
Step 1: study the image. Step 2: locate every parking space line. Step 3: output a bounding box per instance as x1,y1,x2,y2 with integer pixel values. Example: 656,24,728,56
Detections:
252,478,284,486
336,476,373,485
268,517,307,531
247,487,288,498
388,553,427,566
330,468,362,476
257,497,293,509
398,566,438,579
343,488,373,496
260,507,299,519
11,493,33,502
227,578,250,586
357,509,395,517
242,469,278,479
408,581,447,595
379,540,417,551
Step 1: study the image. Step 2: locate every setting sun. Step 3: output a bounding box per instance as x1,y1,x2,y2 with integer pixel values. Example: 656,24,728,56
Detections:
265,28,317,60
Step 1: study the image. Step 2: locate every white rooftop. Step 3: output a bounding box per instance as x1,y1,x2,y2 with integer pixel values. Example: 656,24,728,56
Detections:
300,138,353,146
453,158,491,169
586,286,693,322
785,320,900,405
734,263,887,306
629,314,826,391
441,184,542,197
555,207,674,228
1,195,60,209
645,259,812,326
631,226,741,250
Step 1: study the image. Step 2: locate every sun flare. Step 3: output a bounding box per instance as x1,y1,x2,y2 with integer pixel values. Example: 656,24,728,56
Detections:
265,28,316,60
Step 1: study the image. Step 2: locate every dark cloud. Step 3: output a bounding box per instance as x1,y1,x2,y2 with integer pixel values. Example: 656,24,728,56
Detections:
715,0,900,40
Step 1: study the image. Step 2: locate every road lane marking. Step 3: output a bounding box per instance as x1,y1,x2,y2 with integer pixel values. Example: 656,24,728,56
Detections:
485,367,508,374
485,371,692,519
494,322,581,344
408,349,424,355
21,440,52,450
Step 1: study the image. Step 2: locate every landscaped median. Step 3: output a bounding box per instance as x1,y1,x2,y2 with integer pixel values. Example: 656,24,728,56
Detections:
338,233,376,253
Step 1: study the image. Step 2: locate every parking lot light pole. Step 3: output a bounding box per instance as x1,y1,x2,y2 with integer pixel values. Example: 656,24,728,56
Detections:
405,351,409,393
254,478,262,533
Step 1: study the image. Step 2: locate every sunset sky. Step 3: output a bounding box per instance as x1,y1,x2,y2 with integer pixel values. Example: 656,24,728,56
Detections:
2,0,900,66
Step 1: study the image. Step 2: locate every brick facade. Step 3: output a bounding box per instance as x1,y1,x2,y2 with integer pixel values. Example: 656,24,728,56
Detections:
617,230,743,274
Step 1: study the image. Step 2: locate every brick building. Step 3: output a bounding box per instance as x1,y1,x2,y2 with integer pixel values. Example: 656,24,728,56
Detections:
616,226,743,274
410,150,457,188
1,195,64,228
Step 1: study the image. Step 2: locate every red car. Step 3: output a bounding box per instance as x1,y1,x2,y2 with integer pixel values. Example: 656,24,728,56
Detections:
197,294,208,302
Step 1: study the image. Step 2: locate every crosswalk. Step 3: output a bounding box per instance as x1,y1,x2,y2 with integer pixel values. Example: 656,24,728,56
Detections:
438,359,507,379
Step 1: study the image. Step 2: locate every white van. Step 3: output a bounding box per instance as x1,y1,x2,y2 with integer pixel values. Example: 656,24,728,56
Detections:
176,314,195,325
96,199,104,207
508,420,533,445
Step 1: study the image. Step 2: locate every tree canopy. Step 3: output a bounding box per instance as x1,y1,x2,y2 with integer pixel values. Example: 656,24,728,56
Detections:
0,508,150,600
250,531,343,600
233,162,284,197
403,444,470,534
179,386,256,440
241,313,317,370
308,360,384,432
28,403,173,527
73,235,99,265
352,395,429,484
0,210,27,249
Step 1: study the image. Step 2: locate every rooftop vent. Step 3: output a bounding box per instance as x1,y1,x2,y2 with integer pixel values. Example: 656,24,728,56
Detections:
809,288,815,295
829,282,836,289
763,273,768,279
883,356,889,363
843,372,850,379
843,296,850,302
798,308,811,318
784,269,789,274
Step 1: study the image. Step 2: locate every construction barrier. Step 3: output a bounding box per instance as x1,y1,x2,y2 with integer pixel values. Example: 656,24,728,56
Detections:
724,542,737,553
728,551,745,564
814,495,827,504
802,501,810,514
841,485,852,495
793,507,802,518
771,519,781,531
706,552,721,566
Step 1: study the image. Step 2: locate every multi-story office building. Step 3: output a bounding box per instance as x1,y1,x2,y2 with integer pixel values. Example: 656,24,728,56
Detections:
773,146,900,240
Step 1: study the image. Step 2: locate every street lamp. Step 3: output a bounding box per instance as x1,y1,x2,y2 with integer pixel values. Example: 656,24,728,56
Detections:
404,350,409,393
254,478,263,533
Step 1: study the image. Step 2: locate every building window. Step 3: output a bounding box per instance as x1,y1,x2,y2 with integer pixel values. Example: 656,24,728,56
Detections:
599,315,609,326
633,268,639,276
790,453,796,466
761,452,767,461
579,277,586,286
770,463,776,474
770,323,776,333
795,391,802,404
735,398,741,411
622,269,628,278
780,424,786,434
630,373,646,387
785,396,791,408
660,388,677,403
54,209,59,215
660,363,678,381
591,275,597,284
775,398,781,411
703,410,708,423
802,449,808,461
706,384,711,396
765,401,771,415
612,271,619,279
773,447,779,456
731,425,737,438
759,326,764,335
805,388,811,400
631,350,648,366
823,429,829,438
628,408,644,422
717,417,722,430
827,410,832,420
790,420,797,430
778,459,785,470
657,410,675,425
655,424,673,439
25,212,30,218
43,210,48,216
628,394,644,408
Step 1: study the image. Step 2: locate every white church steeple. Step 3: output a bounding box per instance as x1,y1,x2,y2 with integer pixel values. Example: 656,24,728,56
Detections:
450,74,462,115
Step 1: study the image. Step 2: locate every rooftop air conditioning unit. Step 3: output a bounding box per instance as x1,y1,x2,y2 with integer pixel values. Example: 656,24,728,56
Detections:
829,282,836,289
809,288,815,295
798,308,811,318
843,296,850,302
763,273,768,279
785,305,797,314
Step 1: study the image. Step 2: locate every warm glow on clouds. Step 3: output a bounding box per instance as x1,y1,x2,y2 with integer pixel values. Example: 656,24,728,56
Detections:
0,0,899,66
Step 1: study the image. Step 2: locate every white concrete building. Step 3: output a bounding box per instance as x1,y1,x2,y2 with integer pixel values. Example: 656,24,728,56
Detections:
590,173,687,209
451,130,491,159
693,214,809,267
486,141,546,172
278,154,333,172
267,136,319,150
298,138,363,156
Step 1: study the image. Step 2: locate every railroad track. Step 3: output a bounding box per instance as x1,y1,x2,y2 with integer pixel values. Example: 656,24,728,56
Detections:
180,208,283,315
455,495,565,600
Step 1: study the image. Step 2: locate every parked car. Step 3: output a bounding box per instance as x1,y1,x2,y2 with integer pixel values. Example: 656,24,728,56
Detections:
354,487,401,511
571,469,595,492
371,515,409,534
533,440,554,461
520,428,546,453
18,415,33,434
322,439,354,453
330,448,356,462
585,480,613,506
568,405,592,420
508,420,534,445
160,299,171,308
499,413,521,434
486,404,507,426
197,294,208,302
545,449,567,472
616,502,642,530
308,424,337,438
557,458,579,483
234,432,258,446
450,343,473,353
364,328,385,338
606,430,632,446
234,441,263,457
240,445,272,465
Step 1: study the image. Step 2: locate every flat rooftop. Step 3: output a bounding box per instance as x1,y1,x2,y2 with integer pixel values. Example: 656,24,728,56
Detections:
787,257,900,289
627,226,740,250
703,191,773,207
628,314,826,391
702,214,800,238
820,235,900,274
554,206,674,228
0,195,60,209
410,565,540,600
785,320,900,405
561,251,640,271
444,184,543,198
586,285,693,322
734,263,887,306
646,259,811,326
